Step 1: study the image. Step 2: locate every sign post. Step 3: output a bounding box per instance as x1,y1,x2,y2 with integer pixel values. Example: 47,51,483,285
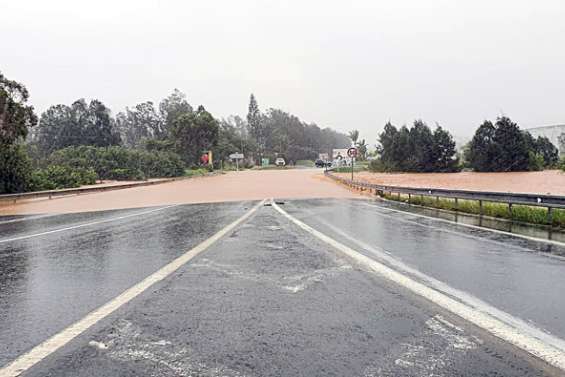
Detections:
229,153,244,171
347,147,358,181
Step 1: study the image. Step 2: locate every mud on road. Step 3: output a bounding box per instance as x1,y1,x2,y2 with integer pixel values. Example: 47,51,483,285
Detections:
1,169,357,216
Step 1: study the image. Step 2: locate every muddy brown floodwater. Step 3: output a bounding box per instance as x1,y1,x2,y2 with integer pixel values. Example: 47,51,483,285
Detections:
339,169,565,195
1,169,357,215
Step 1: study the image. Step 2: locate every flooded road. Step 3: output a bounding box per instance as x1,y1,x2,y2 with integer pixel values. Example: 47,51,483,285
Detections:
1,199,564,376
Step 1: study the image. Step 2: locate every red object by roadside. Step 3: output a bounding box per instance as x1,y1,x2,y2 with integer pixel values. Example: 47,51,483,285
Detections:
201,154,209,165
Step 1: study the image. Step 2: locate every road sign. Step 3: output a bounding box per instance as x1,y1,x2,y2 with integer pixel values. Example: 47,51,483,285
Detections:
229,153,244,160
347,147,358,158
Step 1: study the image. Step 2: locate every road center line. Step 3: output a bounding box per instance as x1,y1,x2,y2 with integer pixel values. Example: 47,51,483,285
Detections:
272,201,565,372
0,205,180,244
0,200,265,377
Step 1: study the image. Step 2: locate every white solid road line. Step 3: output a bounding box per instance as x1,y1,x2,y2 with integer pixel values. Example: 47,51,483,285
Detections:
0,205,181,244
271,201,565,372
362,201,565,248
0,200,265,377
312,215,565,352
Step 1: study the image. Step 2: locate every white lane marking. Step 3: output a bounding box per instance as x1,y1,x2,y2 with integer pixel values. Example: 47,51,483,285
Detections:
271,201,565,371
0,200,265,377
0,214,55,225
362,201,565,248
0,205,180,244
308,216,565,349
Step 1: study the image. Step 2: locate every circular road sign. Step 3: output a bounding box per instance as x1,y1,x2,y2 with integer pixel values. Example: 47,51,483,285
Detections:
347,147,358,158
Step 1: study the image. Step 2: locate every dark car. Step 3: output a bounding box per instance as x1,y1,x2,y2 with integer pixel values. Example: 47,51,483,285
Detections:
315,159,326,168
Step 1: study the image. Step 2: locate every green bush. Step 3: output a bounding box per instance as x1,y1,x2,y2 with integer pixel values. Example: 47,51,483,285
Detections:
296,160,315,167
29,165,97,191
107,168,145,181
49,146,185,180
368,158,387,172
0,143,33,194
528,151,544,171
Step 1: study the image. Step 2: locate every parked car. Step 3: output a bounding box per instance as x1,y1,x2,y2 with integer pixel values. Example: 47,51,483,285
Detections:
275,157,286,167
315,159,326,168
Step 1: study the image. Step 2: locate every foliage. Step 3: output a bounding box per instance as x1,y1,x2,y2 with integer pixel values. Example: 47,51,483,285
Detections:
296,160,315,167
172,105,219,165
0,72,37,193
213,116,252,166
116,101,164,147
256,106,349,163
377,120,458,172
467,117,559,172
382,193,565,228
368,158,387,172
247,94,264,157
0,72,38,144
49,146,185,180
159,89,193,137
184,167,209,177
0,144,33,193
33,99,121,155
29,165,97,191
527,152,544,171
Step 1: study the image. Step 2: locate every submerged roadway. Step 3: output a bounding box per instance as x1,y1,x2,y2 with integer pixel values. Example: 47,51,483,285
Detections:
1,171,565,376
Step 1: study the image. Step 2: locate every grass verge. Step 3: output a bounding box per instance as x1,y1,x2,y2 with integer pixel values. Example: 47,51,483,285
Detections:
381,192,565,228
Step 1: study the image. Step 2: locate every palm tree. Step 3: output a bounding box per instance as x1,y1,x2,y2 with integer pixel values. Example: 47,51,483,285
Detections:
356,139,367,160
348,129,359,146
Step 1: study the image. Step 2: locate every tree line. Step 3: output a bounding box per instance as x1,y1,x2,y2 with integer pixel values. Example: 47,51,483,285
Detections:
372,117,561,173
0,71,350,193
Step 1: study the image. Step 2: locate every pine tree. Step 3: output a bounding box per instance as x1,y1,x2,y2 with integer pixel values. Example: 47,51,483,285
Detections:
247,94,263,162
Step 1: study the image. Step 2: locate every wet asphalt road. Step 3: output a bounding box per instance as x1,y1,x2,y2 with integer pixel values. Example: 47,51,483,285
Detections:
1,199,564,376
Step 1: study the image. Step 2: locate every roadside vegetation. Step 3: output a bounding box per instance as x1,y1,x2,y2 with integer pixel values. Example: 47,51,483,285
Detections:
369,117,561,174
0,71,349,194
381,193,565,228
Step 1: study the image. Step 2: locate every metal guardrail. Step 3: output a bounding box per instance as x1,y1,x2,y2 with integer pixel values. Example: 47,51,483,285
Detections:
325,170,565,222
0,178,177,205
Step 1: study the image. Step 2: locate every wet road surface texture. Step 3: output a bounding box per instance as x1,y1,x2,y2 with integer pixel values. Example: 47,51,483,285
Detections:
1,199,564,376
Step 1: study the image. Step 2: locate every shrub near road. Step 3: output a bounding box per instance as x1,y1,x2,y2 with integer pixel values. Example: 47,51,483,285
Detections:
49,146,185,181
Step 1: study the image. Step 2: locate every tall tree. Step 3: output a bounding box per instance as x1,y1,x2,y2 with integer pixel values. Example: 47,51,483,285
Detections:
159,89,193,137
116,101,164,147
34,99,121,155
0,72,37,144
247,94,264,161
535,135,559,167
431,125,458,172
492,117,529,171
467,121,496,172
172,105,219,165
0,72,37,193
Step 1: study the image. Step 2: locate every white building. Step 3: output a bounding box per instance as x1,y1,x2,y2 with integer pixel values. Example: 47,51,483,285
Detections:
527,124,565,154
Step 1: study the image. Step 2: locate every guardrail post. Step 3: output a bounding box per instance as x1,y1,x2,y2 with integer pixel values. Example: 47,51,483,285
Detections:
547,207,553,225
479,200,483,216
49,193,52,200
408,193,411,204
454,197,458,211
508,203,513,219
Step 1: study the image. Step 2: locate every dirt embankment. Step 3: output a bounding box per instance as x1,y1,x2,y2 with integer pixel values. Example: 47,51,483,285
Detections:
337,170,565,195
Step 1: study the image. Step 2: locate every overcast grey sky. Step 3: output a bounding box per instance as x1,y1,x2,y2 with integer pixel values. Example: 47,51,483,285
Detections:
2,0,564,143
